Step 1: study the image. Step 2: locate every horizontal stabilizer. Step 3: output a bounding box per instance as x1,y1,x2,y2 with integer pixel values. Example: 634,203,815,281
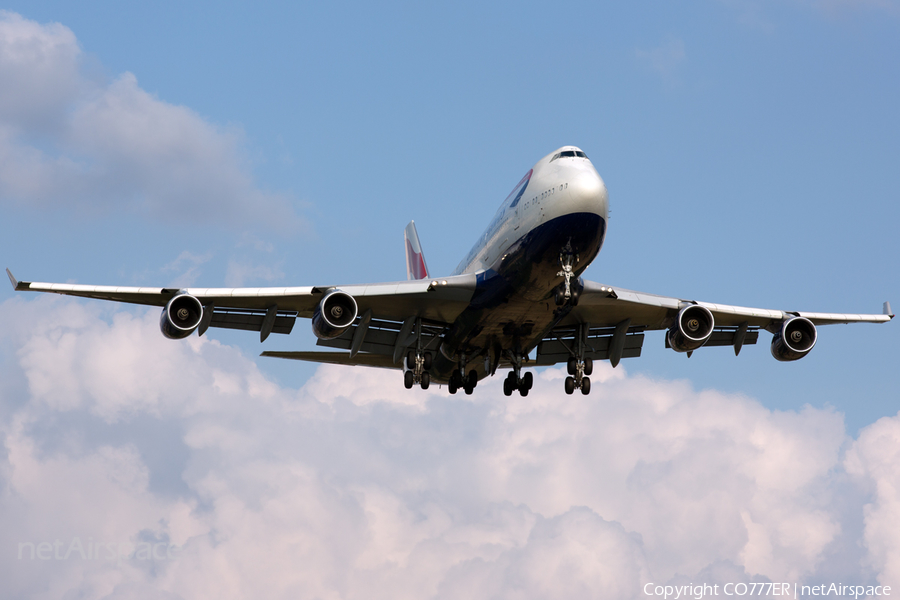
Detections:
261,350,400,370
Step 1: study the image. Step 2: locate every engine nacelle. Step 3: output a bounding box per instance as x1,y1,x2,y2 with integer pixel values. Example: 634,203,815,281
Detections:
771,317,817,361
667,304,715,352
160,293,204,339
312,289,358,340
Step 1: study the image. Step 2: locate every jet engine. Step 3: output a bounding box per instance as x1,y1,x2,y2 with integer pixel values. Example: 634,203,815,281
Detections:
667,304,715,352
312,289,358,339
771,317,817,361
160,293,204,339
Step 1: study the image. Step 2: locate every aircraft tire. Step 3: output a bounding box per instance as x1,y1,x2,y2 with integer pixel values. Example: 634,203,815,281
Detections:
503,376,513,396
423,352,433,370
448,380,457,394
567,358,576,375
564,376,575,395
468,370,478,389
581,377,591,395
523,371,533,390
584,358,593,376
404,370,414,389
421,372,430,389
406,351,416,370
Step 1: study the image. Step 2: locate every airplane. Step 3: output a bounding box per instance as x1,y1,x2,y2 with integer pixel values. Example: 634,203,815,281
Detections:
6,146,893,396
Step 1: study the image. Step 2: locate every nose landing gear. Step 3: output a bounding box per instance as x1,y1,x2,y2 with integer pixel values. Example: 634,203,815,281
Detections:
555,242,581,306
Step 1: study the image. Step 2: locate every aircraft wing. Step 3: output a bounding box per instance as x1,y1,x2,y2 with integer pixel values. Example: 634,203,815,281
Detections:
534,280,892,367
6,268,476,335
565,280,893,329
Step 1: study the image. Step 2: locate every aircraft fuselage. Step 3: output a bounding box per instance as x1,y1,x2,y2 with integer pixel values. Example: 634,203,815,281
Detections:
433,146,609,381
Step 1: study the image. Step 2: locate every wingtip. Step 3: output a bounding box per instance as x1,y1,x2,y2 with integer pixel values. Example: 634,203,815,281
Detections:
885,301,894,319
6,268,17,290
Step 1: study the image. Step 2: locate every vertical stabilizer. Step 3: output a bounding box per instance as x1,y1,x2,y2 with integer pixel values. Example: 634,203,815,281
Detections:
404,221,430,280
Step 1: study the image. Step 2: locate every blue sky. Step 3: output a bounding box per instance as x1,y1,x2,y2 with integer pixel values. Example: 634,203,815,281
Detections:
1,2,898,597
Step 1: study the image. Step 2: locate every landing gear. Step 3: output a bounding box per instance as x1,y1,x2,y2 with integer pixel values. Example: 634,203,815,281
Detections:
503,369,534,396
564,323,593,395
502,347,534,397
405,350,433,389
556,243,581,306
447,350,480,395
402,318,435,390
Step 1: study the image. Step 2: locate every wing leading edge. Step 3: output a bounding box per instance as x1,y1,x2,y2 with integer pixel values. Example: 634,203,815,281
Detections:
6,268,477,336
566,280,893,330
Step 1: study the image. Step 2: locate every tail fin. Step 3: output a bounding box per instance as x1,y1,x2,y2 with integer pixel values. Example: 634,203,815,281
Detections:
404,221,430,280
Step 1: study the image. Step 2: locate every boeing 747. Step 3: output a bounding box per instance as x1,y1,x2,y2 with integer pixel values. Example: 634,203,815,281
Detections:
7,146,893,396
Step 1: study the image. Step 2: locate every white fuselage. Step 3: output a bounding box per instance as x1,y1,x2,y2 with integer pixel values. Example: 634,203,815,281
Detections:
453,146,609,276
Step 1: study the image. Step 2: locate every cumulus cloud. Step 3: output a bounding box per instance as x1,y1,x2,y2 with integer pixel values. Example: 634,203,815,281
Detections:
0,295,898,598
0,11,303,232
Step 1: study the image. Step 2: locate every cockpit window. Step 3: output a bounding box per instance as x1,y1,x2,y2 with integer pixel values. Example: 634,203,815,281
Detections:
551,150,586,162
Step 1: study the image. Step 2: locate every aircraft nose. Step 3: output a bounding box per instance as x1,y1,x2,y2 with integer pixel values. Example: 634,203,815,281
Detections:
569,170,607,214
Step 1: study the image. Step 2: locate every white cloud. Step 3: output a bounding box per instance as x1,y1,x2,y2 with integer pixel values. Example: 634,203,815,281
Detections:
0,12,304,233
0,296,898,598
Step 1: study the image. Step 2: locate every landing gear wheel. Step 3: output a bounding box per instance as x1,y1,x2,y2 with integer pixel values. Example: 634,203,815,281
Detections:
448,379,458,394
581,377,591,395
464,384,474,395
503,378,513,396
423,352,433,370
565,376,575,395
567,358,577,375
583,358,593,376
467,370,478,389
555,288,565,306
404,370,414,389
523,371,533,390
406,351,416,370
420,372,430,389
519,386,529,397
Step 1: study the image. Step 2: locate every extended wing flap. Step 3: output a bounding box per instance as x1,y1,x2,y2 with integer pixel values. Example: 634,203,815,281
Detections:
209,308,297,335
315,316,443,360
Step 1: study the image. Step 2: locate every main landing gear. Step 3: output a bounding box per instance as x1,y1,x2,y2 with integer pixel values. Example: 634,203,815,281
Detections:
563,322,593,395
504,370,533,396
502,350,533,397
565,357,592,395
403,349,433,390
448,353,478,395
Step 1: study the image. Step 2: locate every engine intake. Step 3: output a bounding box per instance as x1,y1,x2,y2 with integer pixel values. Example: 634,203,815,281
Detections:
312,290,358,339
160,293,204,339
771,317,817,361
667,304,715,352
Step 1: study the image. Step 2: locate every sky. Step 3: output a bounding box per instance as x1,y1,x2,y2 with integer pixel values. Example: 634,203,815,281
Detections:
0,1,898,598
